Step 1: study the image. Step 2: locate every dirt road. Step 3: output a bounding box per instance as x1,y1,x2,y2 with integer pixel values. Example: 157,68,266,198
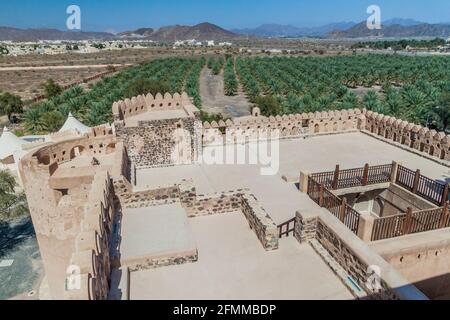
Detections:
199,67,251,118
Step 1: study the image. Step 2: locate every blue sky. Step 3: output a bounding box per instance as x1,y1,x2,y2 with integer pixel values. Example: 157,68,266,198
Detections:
1,0,449,32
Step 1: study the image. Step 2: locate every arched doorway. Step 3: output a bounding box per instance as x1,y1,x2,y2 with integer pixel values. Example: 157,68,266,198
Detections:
314,124,320,134
70,146,86,159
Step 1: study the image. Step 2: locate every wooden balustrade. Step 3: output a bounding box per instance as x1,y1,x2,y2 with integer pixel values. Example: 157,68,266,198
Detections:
307,177,360,234
396,165,448,206
371,202,450,241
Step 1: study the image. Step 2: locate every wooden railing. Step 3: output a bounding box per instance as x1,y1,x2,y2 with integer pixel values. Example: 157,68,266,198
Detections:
371,214,405,241
396,165,449,206
307,177,360,234
371,203,450,241
310,163,393,191
278,218,296,238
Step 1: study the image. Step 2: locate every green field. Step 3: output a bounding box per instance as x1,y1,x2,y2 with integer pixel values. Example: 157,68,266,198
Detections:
235,54,450,131
23,54,450,134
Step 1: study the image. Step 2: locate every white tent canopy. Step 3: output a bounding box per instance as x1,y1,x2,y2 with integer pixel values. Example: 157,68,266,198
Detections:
0,127,26,160
59,112,90,135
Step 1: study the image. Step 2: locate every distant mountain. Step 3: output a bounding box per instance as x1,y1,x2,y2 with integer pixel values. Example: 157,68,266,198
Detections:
231,24,305,37
328,22,450,39
0,26,115,41
383,18,423,26
232,22,356,38
120,23,237,41
118,28,154,38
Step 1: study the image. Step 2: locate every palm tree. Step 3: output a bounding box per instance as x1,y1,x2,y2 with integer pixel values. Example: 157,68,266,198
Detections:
0,92,23,122
23,108,45,134
430,90,450,132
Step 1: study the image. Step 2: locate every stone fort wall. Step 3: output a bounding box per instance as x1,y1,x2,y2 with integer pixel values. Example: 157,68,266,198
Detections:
112,92,192,121
19,125,129,299
113,93,202,169
364,111,450,161
64,171,116,300
202,108,449,163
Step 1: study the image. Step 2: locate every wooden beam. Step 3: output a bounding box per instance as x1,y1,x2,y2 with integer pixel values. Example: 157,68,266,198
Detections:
340,197,347,223
412,170,421,194
362,163,369,186
403,207,413,235
440,202,449,229
442,184,449,207
332,165,340,190
319,184,324,207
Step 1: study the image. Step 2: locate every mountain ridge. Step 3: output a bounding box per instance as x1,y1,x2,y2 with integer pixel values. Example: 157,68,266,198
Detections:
328,21,450,39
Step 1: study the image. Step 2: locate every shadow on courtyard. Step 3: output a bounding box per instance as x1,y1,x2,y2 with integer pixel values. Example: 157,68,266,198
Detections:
0,216,43,300
0,216,35,258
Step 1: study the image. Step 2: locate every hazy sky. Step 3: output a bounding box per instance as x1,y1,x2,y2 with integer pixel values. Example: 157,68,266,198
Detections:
1,0,449,32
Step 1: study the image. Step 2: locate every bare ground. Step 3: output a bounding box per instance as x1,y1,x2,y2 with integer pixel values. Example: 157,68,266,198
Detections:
199,67,251,118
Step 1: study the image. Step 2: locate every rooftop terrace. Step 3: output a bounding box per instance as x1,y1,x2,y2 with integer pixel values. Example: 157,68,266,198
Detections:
129,213,353,300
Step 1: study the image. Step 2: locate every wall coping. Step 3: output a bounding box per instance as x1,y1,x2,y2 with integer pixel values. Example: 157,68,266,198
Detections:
300,209,428,300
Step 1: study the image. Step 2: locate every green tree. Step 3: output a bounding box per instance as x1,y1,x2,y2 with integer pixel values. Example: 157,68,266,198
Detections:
41,111,65,132
126,78,170,97
430,90,450,132
362,91,383,113
255,95,282,117
0,92,23,122
0,170,29,220
44,79,63,98
23,108,45,134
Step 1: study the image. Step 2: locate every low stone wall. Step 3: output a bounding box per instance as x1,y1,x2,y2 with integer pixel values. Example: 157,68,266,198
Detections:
295,210,428,300
178,180,279,250
115,183,180,209
127,250,199,273
241,193,279,251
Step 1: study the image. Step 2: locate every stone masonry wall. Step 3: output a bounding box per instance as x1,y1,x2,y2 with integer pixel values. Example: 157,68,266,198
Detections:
127,251,199,273
315,219,399,300
294,211,427,300
241,193,279,251
115,117,200,168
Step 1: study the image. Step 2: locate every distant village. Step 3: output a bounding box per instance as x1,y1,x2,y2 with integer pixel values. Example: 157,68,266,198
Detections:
0,39,233,56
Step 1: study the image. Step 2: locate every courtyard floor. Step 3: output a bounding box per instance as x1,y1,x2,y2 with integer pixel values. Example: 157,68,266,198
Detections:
136,132,449,225
129,212,353,300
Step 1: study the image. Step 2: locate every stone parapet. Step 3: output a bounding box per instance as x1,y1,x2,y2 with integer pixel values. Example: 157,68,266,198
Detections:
241,193,279,251
294,210,428,300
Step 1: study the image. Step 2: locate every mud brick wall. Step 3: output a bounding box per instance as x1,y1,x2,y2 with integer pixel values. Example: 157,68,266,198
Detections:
241,193,279,251
116,117,199,168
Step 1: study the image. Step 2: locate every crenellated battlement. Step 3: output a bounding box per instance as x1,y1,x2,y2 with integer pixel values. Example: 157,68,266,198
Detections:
112,92,193,121
201,107,449,162
202,108,364,142
364,111,450,161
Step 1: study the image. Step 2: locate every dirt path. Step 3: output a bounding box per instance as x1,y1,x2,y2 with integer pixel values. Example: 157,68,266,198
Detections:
199,67,251,118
